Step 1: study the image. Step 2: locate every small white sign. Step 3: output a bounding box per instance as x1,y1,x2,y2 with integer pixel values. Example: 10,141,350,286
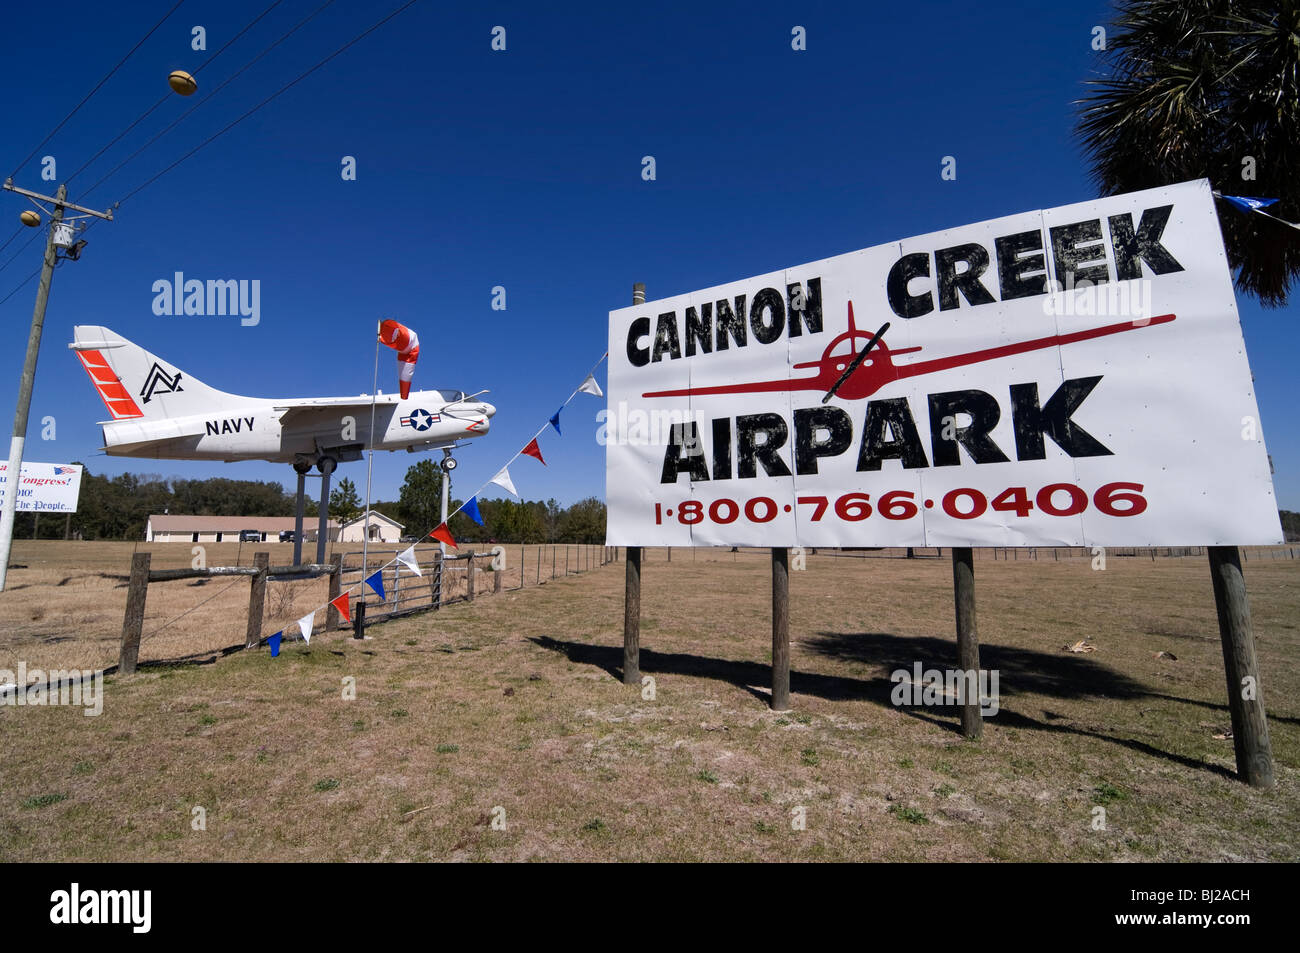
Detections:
0,462,84,513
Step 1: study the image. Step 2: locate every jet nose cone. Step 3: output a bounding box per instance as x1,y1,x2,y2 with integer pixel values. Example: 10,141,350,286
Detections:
482,402,497,418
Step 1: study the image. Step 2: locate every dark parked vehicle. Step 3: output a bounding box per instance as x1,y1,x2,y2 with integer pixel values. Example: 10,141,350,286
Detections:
239,530,262,542
279,530,296,543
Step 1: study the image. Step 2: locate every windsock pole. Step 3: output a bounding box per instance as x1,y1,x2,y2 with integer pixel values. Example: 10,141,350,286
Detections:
362,324,380,579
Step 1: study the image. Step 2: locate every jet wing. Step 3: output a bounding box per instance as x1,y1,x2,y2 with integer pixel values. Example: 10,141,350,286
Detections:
274,396,405,429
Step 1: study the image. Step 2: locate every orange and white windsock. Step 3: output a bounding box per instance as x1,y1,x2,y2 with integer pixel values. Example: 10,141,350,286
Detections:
378,319,420,399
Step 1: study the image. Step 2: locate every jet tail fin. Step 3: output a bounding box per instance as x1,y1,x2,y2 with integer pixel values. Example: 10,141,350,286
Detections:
70,326,234,421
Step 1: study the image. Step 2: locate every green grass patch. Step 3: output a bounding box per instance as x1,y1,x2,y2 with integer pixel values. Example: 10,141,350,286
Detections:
889,804,929,824
22,793,67,809
1093,782,1128,805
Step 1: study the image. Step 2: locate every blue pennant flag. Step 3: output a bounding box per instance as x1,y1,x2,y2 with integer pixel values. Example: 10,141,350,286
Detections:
269,632,282,658
1222,194,1279,213
549,408,562,435
463,495,484,526
365,569,385,601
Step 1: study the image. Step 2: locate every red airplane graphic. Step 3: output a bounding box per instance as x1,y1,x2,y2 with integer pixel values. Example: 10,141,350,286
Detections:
642,302,1175,401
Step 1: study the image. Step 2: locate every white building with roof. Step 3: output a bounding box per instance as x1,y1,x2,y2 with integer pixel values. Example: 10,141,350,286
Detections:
145,514,340,543
337,511,405,543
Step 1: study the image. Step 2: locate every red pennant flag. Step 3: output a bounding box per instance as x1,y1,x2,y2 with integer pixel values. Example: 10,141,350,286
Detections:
522,438,546,466
331,592,351,622
431,522,458,548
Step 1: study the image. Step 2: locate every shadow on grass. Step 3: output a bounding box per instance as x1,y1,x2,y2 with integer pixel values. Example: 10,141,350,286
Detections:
529,632,1238,780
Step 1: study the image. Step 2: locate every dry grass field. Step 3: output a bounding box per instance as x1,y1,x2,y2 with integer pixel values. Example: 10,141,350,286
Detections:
0,540,602,673
1,541,1298,861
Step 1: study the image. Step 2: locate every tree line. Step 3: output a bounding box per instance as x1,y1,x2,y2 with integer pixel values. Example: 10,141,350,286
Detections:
13,463,1294,546
13,463,606,544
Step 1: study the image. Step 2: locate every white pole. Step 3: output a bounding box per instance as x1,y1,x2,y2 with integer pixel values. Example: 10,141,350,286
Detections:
439,466,449,560
362,326,380,578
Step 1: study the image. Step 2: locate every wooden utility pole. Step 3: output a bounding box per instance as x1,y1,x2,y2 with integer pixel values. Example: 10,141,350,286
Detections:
951,547,982,739
771,547,790,711
623,282,646,686
1208,546,1274,787
0,182,111,591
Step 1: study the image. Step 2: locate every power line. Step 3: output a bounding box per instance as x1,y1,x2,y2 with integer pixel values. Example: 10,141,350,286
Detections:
194,0,287,76
7,0,189,181
0,213,106,305
0,267,40,309
0,231,40,279
6,1,291,276
0,228,30,262
0,228,24,258
80,0,339,202
66,0,288,186
112,0,423,209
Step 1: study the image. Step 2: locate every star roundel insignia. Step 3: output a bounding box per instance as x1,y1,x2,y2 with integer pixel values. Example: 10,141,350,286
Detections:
410,408,433,431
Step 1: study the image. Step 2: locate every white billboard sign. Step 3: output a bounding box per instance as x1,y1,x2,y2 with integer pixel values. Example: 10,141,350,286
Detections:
605,179,1282,547
0,462,84,513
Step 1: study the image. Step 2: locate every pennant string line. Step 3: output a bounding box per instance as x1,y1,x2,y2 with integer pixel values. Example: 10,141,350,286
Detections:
264,349,609,644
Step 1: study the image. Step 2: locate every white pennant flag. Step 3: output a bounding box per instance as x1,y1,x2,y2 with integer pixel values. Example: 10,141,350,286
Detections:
490,466,518,498
396,545,422,576
578,374,603,398
298,612,315,644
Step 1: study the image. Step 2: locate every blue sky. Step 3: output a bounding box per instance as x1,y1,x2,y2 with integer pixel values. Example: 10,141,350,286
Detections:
1,0,1295,509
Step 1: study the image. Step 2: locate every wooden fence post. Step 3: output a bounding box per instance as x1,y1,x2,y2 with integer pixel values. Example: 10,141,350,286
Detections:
1208,545,1274,787
245,552,269,649
952,546,982,739
771,547,790,711
119,551,151,674
466,553,476,602
327,552,343,630
494,565,503,594
623,546,642,685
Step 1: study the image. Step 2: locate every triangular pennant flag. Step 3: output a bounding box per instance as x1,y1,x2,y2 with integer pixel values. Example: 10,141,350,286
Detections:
490,466,518,498
549,408,562,435
396,545,422,575
365,569,386,600
431,523,458,549
463,496,484,526
522,438,546,466
269,632,282,657
1221,194,1279,213
331,593,351,623
578,374,603,398
298,612,314,645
